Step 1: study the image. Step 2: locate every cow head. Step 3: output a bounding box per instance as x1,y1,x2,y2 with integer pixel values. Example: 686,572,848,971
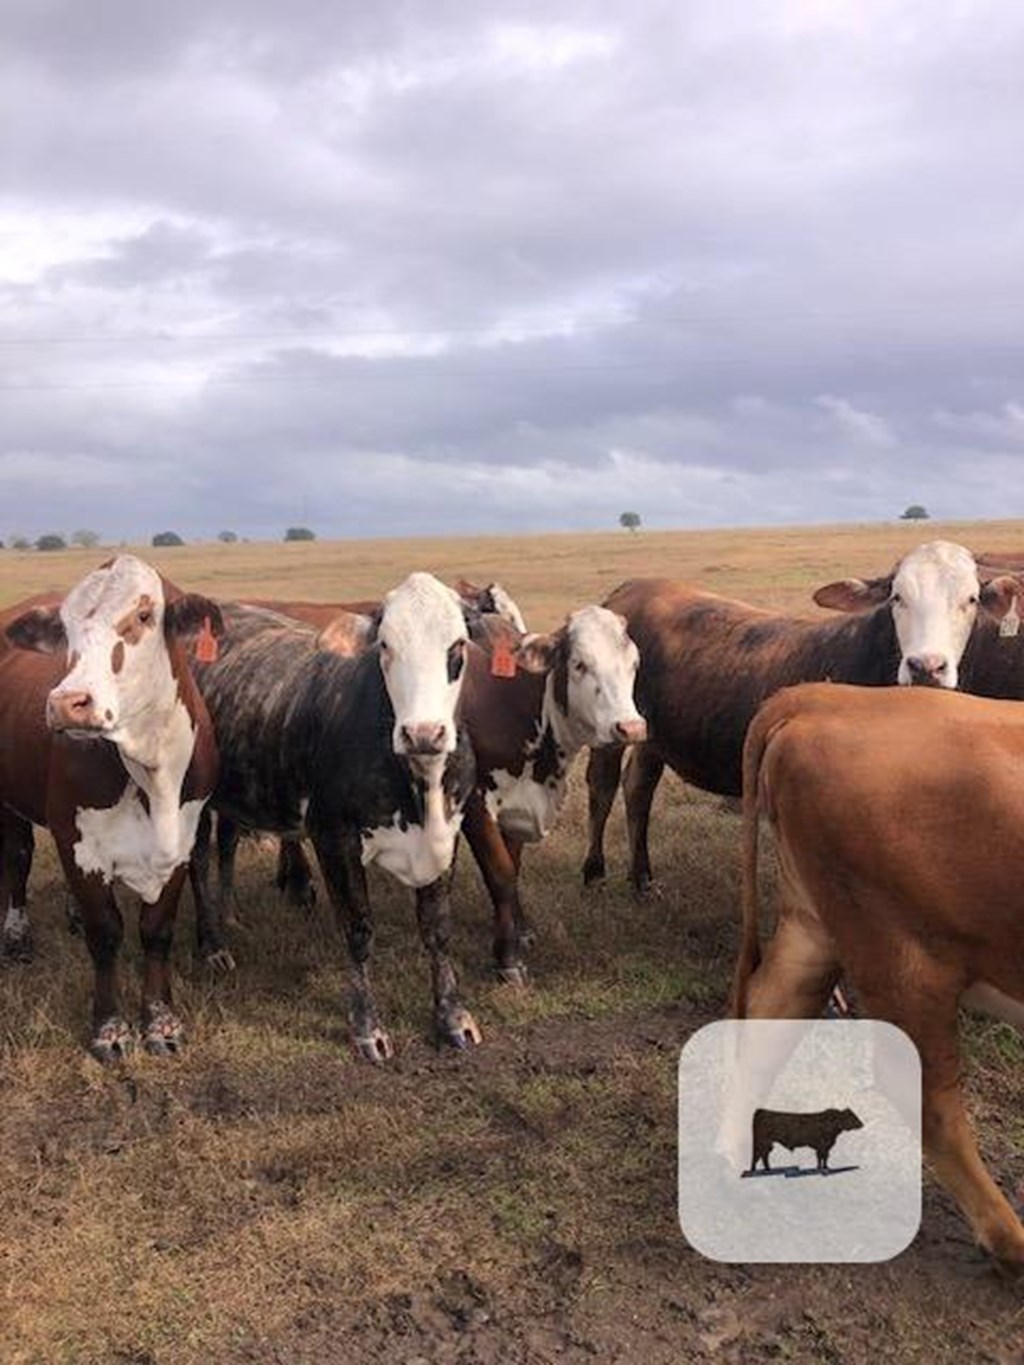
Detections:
454,578,528,634
5,555,223,739
515,605,646,747
372,572,468,766
836,1107,864,1133
813,540,1022,689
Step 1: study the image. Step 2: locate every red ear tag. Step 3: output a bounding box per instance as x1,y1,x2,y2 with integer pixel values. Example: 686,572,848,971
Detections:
195,616,219,663
491,641,517,678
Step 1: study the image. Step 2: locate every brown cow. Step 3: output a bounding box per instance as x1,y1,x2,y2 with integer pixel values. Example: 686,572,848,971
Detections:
0,556,222,1059
583,541,1024,894
733,681,1024,1263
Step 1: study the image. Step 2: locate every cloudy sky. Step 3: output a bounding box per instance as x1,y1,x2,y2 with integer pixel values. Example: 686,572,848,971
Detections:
3,0,1024,542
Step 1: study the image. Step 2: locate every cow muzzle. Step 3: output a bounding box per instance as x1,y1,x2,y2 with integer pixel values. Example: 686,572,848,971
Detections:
614,717,648,745
397,721,450,758
46,689,106,733
904,653,952,688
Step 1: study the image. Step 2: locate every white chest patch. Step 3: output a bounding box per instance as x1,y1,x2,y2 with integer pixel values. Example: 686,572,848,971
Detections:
74,789,207,904
484,768,566,844
361,807,464,888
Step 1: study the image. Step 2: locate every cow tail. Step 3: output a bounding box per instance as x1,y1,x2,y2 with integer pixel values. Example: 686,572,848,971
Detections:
730,702,776,1019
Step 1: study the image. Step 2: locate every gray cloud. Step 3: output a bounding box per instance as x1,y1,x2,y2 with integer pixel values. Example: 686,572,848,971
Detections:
2,0,1024,544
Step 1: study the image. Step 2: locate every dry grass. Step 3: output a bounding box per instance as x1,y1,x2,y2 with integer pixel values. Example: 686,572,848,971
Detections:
1,520,1023,1365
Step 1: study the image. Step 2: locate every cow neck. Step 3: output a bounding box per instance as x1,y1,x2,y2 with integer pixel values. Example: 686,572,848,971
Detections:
115,644,197,853
532,675,584,780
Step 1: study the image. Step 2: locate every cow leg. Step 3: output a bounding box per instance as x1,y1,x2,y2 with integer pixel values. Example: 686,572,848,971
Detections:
415,876,481,1049
189,807,236,972
63,866,133,1062
745,911,839,1020
853,970,1024,1265
461,792,528,985
1,810,35,961
139,865,188,1055
275,836,317,911
504,835,536,945
311,830,392,1062
622,743,665,897
215,813,243,929
582,743,624,886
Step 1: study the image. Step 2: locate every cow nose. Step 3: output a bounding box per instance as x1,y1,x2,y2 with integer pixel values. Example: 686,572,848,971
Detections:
46,689,100,731
906,653,948,685
614,718,648,744
399,721,448,756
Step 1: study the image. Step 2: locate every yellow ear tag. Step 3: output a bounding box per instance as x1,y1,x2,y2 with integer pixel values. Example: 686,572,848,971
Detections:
195,616,219,662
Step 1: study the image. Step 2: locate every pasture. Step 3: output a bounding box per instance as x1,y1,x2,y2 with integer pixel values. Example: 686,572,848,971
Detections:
1,520,1023,1364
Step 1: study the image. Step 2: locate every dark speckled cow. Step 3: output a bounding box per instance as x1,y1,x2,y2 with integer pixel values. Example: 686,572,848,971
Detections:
190,573,478,1061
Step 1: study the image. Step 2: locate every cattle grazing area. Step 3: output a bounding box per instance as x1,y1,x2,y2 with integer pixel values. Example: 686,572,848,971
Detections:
1,521,1023,1365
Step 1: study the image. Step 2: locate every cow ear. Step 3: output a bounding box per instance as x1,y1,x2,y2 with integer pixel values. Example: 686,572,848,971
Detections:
513,629,564,674
454,577,482,603
979,574,1023,621
164,594,225,641
5,606,67,653
316,611,375,657
813,575,892,612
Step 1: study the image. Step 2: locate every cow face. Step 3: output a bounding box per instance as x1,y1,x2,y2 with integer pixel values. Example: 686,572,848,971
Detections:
376,572,468,765
814,540,1014,689
837,1107,864,1133
5,555,222,739
516,606,646,747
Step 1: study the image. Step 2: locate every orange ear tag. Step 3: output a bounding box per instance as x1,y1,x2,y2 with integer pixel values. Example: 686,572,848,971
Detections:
490,641,517,678
195,617,219,663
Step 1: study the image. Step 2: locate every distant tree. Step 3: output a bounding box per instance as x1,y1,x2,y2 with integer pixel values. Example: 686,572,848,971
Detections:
619,511,642,533
152,530,185,547
284,526,316,542
900,504,930,521
10,536,29,550
217,530,238,543
36,533,67,552
70,529,100,548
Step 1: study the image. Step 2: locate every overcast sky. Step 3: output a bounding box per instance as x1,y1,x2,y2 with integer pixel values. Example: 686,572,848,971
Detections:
3,0,1024,542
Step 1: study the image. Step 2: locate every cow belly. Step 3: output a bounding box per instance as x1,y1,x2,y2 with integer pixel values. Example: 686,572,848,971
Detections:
361,811,463,888
962,982,1024,1029
485,770,564,844
74,789,206,903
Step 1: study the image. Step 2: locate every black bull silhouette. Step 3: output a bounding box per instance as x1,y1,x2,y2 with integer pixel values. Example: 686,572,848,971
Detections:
747,1107,864,1174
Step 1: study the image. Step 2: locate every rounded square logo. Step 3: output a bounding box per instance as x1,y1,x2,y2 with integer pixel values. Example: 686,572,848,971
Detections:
678,1019,921,1262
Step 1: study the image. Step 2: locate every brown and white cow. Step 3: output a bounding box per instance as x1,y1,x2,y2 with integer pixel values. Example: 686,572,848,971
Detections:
732,681,1024,1264
0,555,221,1059
583,541,1024,894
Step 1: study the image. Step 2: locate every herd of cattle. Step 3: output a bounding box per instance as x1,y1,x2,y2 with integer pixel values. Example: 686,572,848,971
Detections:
0,539,1022,1266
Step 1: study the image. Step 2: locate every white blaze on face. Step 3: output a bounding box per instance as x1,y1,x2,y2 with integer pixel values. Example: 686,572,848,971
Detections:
52,555,175,736
890,541,982,689
563,606,644,746
378,571,468,761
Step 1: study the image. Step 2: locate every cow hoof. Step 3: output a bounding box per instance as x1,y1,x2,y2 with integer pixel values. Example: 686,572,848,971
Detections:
202,945,237,975
581,856,606,886
630,877,660,902
66,899,83,936
353,1027,394,1064
142,1004,184,1056
285,882,317,912
496,963,529,988
438,1007,482,1050
1,928,33,963
90,1016,135,1063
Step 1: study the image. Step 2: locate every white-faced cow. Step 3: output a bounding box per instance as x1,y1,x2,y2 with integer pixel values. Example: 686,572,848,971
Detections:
203,599,646,986
0,556,221,1059
189,572,477,1062
582,541,1024,894
733,681,1024,1264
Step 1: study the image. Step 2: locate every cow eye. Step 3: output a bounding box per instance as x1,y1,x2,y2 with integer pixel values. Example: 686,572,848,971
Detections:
447,638,466,683
890,592,902,607
573,659,588,675
138,609,153,625
967,593,979,606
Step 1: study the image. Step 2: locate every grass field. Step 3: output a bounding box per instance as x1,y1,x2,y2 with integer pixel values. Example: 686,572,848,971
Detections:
1,520,1023,1364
